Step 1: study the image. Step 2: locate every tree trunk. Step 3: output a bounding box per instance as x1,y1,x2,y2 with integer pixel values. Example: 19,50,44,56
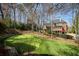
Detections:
0,4,4,20
13,8,16,29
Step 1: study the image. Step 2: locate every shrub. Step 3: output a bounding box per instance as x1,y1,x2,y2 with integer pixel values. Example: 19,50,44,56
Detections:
0,20,7,31
46,29,51,34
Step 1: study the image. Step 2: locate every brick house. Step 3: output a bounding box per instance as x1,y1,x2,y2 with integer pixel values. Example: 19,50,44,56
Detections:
46,19,68,33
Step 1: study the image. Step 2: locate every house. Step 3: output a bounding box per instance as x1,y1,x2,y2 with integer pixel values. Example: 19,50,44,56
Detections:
46,19,68,33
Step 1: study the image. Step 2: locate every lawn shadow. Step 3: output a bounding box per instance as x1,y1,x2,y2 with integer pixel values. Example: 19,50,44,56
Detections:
65,44,79,56
58,44,79,56
6,42,53,56
12,43,36,55
25,54,53,56
0,30,22,56
0,34,21,47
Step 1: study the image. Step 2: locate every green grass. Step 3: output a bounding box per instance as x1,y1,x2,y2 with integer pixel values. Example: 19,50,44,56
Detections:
5,34,79,56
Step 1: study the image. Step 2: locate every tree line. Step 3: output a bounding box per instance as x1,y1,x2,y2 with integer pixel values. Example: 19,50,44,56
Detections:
0,3,79,34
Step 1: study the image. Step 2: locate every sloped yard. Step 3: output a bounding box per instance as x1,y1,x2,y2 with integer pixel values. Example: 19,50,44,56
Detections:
5,33,79,56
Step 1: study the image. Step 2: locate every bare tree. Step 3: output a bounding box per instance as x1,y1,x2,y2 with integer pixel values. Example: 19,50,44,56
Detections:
0,4,4,19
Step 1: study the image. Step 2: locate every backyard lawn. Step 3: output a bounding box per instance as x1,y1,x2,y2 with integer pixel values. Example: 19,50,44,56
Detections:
5,33,79,56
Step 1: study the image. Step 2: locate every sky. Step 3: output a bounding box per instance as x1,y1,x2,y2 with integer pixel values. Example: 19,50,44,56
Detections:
55,11,73,27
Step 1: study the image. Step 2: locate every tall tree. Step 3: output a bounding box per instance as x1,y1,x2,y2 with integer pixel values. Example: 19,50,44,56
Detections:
0,4,4,19
10,3,17,28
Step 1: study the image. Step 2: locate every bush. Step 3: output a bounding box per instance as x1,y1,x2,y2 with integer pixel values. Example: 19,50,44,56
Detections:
47,29,51,34
0,20,7,31
25,24,32,30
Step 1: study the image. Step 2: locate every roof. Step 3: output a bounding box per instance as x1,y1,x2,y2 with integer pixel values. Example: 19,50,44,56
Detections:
45,19,67,26
52,19,67,24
